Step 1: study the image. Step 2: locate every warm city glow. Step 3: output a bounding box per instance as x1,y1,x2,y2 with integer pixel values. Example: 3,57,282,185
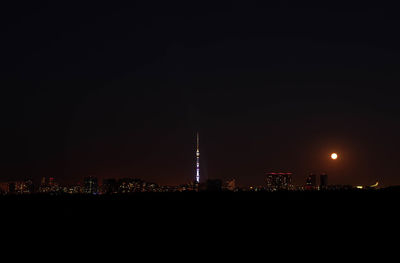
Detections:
331,153,338,160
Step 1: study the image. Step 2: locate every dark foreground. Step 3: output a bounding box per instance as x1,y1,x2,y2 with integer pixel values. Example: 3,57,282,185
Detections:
2,190,399,253
2,190,399,223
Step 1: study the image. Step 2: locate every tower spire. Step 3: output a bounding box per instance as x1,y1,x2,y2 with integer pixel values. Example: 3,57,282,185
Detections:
196,132,200,183
197,132,199,151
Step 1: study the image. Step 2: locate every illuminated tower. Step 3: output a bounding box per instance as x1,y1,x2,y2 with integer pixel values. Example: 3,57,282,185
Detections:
196,132,200,183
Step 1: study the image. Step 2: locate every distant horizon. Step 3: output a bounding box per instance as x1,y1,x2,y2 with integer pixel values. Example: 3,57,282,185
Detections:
0,172,384,188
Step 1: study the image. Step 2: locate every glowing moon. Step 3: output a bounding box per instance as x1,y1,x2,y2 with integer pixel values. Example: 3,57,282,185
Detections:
331,153,338,160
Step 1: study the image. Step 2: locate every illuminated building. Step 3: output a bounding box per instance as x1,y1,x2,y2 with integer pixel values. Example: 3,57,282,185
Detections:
61,185,82,194
186,181,199,191
40,177,60,192
39,177,50,193
195,132,200,183
144,182,159,192
24,179,34,193
266,172,293,191
83,176,98,194
118,178,143,193
7,179,35,194
49,177,55,187
320,173,328,190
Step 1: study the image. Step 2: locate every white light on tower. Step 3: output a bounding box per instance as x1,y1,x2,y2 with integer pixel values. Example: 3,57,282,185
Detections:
196,132,200,183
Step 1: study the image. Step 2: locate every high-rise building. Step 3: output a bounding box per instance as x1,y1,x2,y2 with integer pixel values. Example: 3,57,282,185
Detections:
266,172,293,191
320,173,328,190
48,177,60,192
305,174,317,190
24,179,34,193
11,179,34,194
39,177,50,193
83,176,98,194
49,177,55,187
195,132,200,183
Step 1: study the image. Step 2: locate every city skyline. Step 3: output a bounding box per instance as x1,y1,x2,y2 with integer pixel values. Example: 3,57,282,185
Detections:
0,132,381,189
0,171,381,195
0,130,386,187
2,2,400,187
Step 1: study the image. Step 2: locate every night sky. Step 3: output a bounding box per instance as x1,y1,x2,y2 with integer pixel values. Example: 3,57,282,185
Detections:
2,1,400,187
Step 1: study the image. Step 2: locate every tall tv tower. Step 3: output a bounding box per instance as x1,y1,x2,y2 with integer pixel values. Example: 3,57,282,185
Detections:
196,132,200,183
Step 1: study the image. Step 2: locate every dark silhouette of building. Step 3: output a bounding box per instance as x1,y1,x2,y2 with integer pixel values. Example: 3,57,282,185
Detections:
206,179,222,192
320,173,328,190
83,176,98,194
102,178,118,194
24,179,34,193
8,182,15,193
198,182,207,192
306,174,317,190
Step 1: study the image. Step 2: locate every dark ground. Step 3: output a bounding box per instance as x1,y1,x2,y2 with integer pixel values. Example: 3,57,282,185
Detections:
2,190,397,256
2,190,399,224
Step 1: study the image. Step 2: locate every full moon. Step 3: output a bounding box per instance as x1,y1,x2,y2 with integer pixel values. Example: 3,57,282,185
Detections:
331,153,338,160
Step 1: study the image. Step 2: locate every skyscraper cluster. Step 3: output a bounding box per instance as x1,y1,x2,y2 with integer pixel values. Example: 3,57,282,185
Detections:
266,172,293,191
305,173,328,190
0,179,34,194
